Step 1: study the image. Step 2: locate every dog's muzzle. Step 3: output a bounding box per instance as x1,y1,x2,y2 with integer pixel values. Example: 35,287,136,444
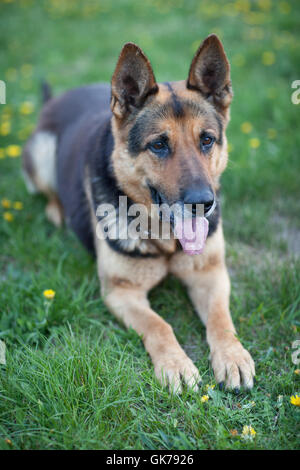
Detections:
181,186,216,218
149,184,216,220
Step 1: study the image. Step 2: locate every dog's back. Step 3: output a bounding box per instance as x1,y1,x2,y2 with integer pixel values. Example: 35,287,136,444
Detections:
22,83,112,251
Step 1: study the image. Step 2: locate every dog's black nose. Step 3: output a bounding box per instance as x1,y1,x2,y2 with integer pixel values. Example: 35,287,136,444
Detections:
183,187,215,216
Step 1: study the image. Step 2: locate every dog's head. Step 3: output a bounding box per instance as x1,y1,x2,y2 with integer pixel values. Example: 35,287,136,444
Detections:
110,35,232,242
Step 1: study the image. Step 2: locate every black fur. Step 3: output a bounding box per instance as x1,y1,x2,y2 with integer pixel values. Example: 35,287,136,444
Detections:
214,111,223,146
207,195,220,237
164,82,185,118
40,84,113,255
41,81,52,104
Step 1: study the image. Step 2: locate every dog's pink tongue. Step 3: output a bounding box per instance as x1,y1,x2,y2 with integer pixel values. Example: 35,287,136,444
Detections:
173,216,209,255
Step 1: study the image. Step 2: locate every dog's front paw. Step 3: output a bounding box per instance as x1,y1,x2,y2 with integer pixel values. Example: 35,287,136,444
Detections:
153,351,201,394
210,340,255,391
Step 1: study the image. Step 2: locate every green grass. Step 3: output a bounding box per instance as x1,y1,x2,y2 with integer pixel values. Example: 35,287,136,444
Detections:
0,0,300,450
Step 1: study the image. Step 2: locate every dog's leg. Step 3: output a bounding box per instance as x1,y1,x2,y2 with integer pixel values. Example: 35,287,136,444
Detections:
97,242,201,394
45,196,64,227
170,225,255,391
104,284,201,393
188,262,255,391
23,130,63,226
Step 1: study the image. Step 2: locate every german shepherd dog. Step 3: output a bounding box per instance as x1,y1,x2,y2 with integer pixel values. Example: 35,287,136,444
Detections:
22,35,255,393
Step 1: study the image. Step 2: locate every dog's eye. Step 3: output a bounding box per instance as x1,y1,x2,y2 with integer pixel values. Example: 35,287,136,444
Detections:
148,139,169,158
152,141,164,150
200,133,215,152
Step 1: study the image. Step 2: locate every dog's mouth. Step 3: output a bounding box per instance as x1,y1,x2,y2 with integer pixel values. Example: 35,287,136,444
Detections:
149,185,165,208
148,184,210,255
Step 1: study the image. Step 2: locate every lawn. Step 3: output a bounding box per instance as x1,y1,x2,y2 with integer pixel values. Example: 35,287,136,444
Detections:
0,0,300,450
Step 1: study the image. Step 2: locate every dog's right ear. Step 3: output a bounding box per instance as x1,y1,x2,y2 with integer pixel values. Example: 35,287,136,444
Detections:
187,35,233,114
111,43,158,119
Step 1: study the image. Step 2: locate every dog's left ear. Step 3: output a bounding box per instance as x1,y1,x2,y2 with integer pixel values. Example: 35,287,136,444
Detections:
187,34,233,114
111,42,158,119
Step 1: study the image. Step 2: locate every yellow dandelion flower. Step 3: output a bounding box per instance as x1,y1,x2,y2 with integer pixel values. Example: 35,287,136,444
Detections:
19,101,34,115
241,122,253,134
6,145,21,158
294,369,300,375
13,201,23,210
290,395,300,406
249,138,261,149
267,128,277,139
201,394,209,403
3,212,13,222
43,289,56,300
262,51,276,66
1,198,11,208
0,148,5,159
0,121,11,136
242,425,256,438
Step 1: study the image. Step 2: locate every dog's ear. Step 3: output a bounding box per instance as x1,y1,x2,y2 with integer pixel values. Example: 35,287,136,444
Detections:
187,35,233,114
111,43,158,119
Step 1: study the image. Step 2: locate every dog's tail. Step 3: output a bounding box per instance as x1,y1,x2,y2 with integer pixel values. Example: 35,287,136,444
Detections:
41,80,52,104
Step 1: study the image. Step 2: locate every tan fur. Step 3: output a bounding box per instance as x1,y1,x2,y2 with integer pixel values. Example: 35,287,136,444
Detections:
112,81,228,210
